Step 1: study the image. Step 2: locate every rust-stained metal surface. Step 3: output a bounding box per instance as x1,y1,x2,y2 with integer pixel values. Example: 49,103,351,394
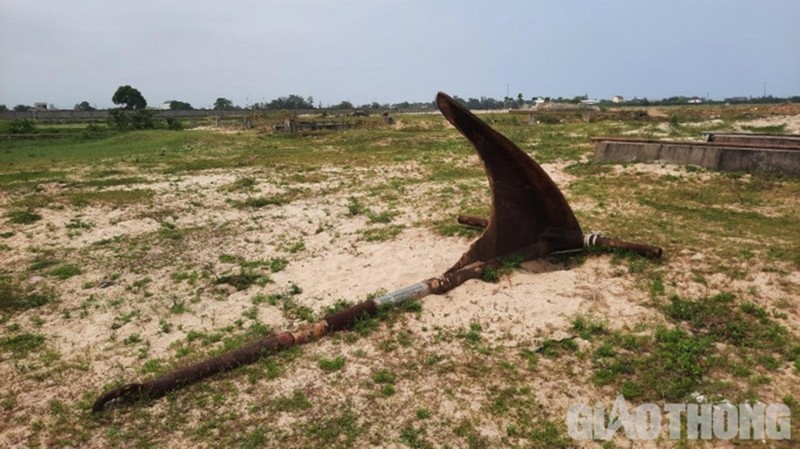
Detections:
457,215,662,259
436,92,583,274
92,92,660,413
456,214,489,229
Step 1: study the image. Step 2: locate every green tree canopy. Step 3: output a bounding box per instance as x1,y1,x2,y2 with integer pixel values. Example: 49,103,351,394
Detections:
213,97,234,111
257,94,314,110
333,101,354,109
0,104,8,112
112,85,147,110
13,104,30,112
74,101,95,111
167,100,193,110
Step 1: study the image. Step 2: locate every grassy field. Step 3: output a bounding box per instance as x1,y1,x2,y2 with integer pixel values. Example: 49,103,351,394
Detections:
1,107,799,448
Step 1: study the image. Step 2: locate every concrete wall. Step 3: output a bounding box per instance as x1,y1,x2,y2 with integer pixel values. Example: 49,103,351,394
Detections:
705,133,800,149
594,140,800,176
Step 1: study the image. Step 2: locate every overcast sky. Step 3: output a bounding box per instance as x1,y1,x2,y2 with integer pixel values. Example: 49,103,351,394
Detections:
1,0,798,109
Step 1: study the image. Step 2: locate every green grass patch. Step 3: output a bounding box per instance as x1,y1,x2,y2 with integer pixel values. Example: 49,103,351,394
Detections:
0,280,52,312
5,209,42,224
664,293,794,365
215,271,270,291
50,264,81,280
0,170,65,186
592,326,713,401
221,176,257,192
589,292,798,402
67,189,154,208
571,315,608,340
272,388,311,412
1,333,46,358
318,356,346,372
360,224,404,242
741,123,786,133
157,222,184,240
71,176,149,189
346,196,367,216
235,195,288,208
304,408,362,447
266,285,314,322
268,257,288,273
29,258,60,271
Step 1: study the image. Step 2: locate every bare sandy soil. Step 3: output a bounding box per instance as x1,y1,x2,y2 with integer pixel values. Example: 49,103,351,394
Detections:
1,114,799,448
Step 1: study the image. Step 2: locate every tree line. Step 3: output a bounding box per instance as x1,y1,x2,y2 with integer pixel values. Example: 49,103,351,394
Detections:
2,85,799,114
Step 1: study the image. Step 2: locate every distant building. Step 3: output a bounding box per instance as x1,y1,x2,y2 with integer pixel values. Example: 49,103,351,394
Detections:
611,95,624,104
688,97,703,104
33,102,48,111
579,99,599,105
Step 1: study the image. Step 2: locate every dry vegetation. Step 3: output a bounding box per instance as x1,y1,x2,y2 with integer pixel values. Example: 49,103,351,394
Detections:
1,105,799,448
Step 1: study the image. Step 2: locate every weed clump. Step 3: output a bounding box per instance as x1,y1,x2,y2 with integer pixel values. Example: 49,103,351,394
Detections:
0,279,52,312
238,196,287,208
318,356,345,372
50,264,81,280
2,333,46,358
6,209,42,225
215,271,270,291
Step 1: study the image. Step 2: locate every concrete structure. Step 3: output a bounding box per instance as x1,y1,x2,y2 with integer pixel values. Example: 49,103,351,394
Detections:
593,137,800,176
703,132,800,149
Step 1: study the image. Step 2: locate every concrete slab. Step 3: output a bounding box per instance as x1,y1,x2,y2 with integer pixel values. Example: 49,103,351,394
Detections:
593,138,800,176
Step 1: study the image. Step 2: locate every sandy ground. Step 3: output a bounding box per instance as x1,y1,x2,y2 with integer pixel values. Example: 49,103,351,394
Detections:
1,116,799,447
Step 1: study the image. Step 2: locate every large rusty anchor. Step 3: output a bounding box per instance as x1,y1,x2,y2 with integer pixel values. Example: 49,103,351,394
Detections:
92,92,661,413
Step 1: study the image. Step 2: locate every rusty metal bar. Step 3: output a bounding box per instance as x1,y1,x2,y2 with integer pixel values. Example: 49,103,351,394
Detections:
457,215,662,259
583,233,663,259
456,214,489,228
92,242,550,413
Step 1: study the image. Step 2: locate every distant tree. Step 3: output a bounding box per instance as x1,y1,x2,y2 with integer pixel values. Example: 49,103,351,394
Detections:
213,97,234,111
112,85,147,110
482,96,503,109
333,101,354,109
167,100,193,110
74,101,95,111
264,94,315,110
13,104,30,112
569,95,588,104
0,104,7,112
